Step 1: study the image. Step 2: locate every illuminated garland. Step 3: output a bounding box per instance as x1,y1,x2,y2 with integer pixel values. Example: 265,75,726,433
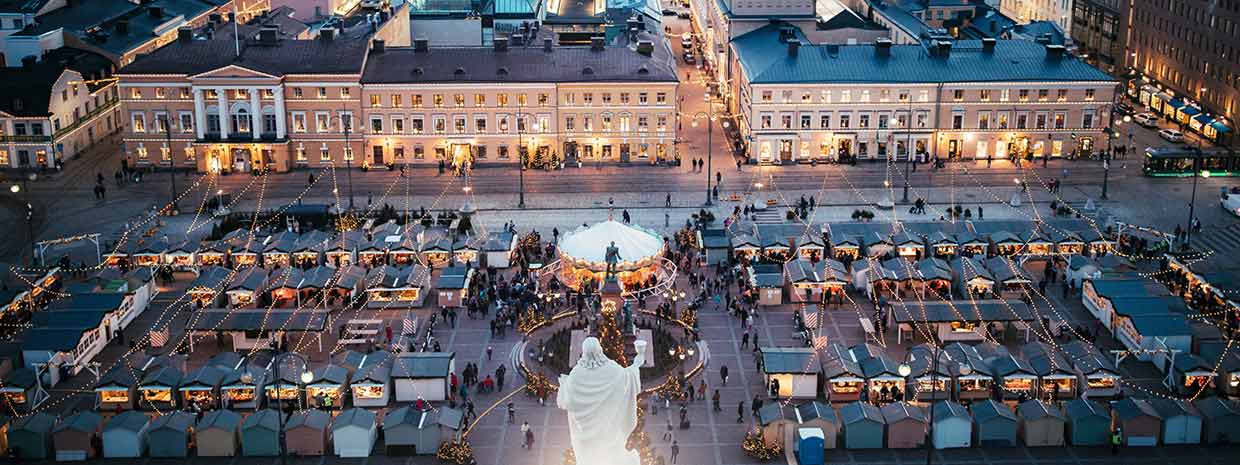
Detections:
517,309,549,334
678,306,698,329
436,436,475,464
599,304,628,366
742,426,782,461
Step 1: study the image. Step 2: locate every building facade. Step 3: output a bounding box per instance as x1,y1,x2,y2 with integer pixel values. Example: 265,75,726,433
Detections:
1127,0,1240,125
119,16,678,173
0,47,121,169
1069,0,1124,74
1000,0,1072,36
728,26,1117,164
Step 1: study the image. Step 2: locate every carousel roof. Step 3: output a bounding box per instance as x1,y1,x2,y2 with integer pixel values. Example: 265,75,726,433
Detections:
558,220,664,264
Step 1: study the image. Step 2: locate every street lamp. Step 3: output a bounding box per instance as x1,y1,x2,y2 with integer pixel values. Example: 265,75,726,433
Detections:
252,348,313,465
1186,148,1208,248
692,105,728,206
11,184,35,265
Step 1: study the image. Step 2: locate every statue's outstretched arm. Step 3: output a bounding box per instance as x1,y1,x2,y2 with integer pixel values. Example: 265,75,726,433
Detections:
631,340,648,368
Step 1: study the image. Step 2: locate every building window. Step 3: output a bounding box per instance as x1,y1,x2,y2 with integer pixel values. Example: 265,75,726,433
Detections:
343,145,353,161
340,112,353,132
656,92,667,104
184,147,196,162
1057,89,1068,101
1082,111,1094,129
433,116,446,134
1038,89,1049,101
760,114,772,129
1085,89,1096,101
801,114,811,129
180,88,191,99
296,144,307,163
1016,113,1028,129
1035,113,1047,129
1019,89,1029,102
839,114,850,128
455,94,465,107
317,87,327,98
997,112,1009,129
394,146,405,160
370,95,381,107
637,116,648,130
819,114,831,129
638,93,648,104
565,116,575,131
293,88,304,98
413,95,423,107
392,95,403,107
898,90,909,102
316,113,330,132
434,94,444,107
412,117,424,134
455,116,466,133
859,114,870,128
599,93,610,104
472,146,483,159
980,89,991,101
130,88,142,99
841,90,851,102
581,93,591,105
951,114,963,129
978,113,990,129
877,115,888,129
761,91,772,103
953,89,964,101
498,115,509,133
415,145,425,159
879,89,890,102
860,90,871,102
261,89,274,99
656,115,667,131
180,113,194,133
136,145,148,160
371,116,383,133
781,114,792,129
497,145,508,159
131,113,146,132
155,87,166,99
263,114,276,134
999,89,1010,101
1053,112,1065,129
320,145,331,161
475,116,487,133
475,94,486,107
340,88,351,98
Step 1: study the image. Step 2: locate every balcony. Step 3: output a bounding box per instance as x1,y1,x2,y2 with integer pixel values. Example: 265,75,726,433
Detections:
54,100,118,140
0,135,52,143
197,132,287,143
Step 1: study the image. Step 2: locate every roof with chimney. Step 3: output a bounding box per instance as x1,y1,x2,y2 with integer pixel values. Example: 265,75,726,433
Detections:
359,39,678,84
13,0,226,58
118,13,378,76
0,47,114,118
732,23,1114,84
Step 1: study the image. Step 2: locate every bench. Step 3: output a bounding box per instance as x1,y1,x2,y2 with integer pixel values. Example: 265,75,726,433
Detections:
859,317,879,344
338,338,372,346
351,329,379,336
349,319,383,326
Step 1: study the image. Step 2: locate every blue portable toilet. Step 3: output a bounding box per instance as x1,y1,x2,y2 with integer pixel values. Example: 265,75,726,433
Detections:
796,427,825,465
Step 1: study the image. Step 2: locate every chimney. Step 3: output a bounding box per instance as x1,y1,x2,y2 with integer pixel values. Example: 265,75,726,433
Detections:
114,20,128,34
148,6,162,18
787,38,800,57
493,36,508,51
981,37,996,52
933,39,951,57
875,37,892,56
590,35,604,51
259,26,279,44
1045,43,1065,59
176,26,192,43
1035,33,1052,45
318,27,335,42
543,36,552,52
414,37,429,52
371,38,385,53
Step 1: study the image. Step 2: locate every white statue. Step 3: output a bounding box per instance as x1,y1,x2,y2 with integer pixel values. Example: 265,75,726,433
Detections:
557,337,647,465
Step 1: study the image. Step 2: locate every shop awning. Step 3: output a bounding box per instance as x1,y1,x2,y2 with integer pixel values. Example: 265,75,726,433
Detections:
1141,85,1159,94
1181,106,1202,117
1212,121,1232,133
1166,97,1186,108
1193,114,1214,126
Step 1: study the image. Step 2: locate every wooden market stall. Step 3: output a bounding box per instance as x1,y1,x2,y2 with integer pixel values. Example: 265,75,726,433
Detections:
989,231,1025,256
263,368,306,411
365,265,431,308
195,409,242,457
352,350,393,407
943,343,995,401
820,343,865,402
163,240,196,270
987,352,1039,401
240,409,284,456
1194,397,1240,444
904,344,953,402
0,368,41,413
891,231,925,259
261,231,298,268
699,228,732,265
332,407,377,457
324,230,363,266
757,403,798,449
436,265,474,308
927,232,957,258
986,256,1032,298
187,266,232,307
382,406,422,455
931,401,972,449
51,411,102,461
138,363,184,411
101,410,148,458
1020,231,1054,258
956,232,989,257
1112,398,1162,446
881,402,927,449
224,267,269,307
839,401,885,449
265,267,306,307
286,409,332,456
796,232,827,261
1061,341,1121,399
1150,398,1203,445
749,264,783,306
784,258,848,304
393,352,456,402
147,411,195,458
851,343,906,402
305,364,349,409
179,365,226,409
220,366,266,410
760,347,821,399
971,399,1018,447
413,408,465,455
293,230,331,267
952,256,996,298
1017,400,1066,447
829,235,861,261
1064,398,1111,446
9,412,56,460
795,401,839,450
887,301,1036,344
186,309,329,353
481,230,518,268
1019,342,1079,400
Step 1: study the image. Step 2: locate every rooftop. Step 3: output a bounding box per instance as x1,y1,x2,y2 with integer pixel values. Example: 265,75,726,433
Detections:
360,43,677,84
17,0,226,57
0,47,114,118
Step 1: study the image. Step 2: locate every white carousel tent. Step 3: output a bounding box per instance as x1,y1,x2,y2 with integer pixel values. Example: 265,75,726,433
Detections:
557,220,668,290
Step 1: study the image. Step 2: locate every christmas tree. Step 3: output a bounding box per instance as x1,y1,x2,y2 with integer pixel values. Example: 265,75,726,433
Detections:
599,303,628,366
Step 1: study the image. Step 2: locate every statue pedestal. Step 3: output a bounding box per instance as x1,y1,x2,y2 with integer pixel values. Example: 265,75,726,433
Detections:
570,329,653,368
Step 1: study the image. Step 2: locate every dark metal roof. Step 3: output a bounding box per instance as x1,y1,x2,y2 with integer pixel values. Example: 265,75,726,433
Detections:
881,402,927,423
198,409,242,431
103,410,150,433
186,309,329,332
242,409,284,432
53,411,103,434
333,408,376,429
839,401,883,425
889,300,1034,323
1112,398,1160,421
287,409,331,430
360,45,678,84
758,403,797,425
1017,400,1065,421
760,347,820,374
971,399,1016,423
933,401,970,420
1064,398,1109,420
149,411,195,432
796,401,837,424
391,352,454,378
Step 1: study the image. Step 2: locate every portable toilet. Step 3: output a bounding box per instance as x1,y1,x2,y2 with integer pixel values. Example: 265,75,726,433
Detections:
1150,398,1202,445
795,427,825,465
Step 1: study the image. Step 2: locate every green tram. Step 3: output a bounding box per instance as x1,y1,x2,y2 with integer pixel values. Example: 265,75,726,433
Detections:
1143,147,1240,177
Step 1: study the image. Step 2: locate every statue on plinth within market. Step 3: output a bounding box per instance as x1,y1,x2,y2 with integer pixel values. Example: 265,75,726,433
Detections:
556,337,647,465
604,241,622,278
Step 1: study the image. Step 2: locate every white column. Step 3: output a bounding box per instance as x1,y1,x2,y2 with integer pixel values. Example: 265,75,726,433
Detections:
250,88,261,140
217,89,229,139
274,87,286,139
193,88,206,139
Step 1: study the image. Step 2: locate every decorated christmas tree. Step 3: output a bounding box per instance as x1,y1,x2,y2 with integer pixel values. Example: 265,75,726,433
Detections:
599,303,628,366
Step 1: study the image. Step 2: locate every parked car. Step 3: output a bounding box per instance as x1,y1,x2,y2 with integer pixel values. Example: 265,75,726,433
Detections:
1114,101,1135,116
662,8,676,15
1222,188,1240,217
360,0,386,8
1133,113,1159,128
1159,128,1185,142
683,51,696,64
677,11,690,18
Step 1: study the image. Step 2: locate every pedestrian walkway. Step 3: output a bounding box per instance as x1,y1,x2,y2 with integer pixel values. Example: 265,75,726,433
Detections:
1189,223,1240,256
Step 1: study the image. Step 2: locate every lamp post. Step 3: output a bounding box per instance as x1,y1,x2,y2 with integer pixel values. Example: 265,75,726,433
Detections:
692,103,729,206
247,346,313,465
518,100,526,209
161,109,178,213
342,109,355,210
895,117,913,203
900,349,970,465
10,184,34,265
1185,147,1208,248
1102,126,1116,200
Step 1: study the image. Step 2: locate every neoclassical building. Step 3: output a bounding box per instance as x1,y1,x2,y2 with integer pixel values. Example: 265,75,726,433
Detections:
727,24,1117,164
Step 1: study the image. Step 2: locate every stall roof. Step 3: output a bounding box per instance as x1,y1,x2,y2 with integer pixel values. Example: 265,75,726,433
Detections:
208,352,244,370
1110,296,1190,318
1018,400,1065,421
49,292,126,311
190,267,234,290
53,411,102,434
758,403,798,425
243,409,284,433
840,401,884,425
186,309,329,332
1064,398,1109,420
198,409,243,431
906,344,955,378
140,365,184,388
1087,278,1170,299
298,266,336,289
335,350,367,373
287,409,332,430
104,411,150,433
752,264,784,288
796,401,838,424
383,406,421,430
437,266,472,288
226,267,269,292
1019,342,1076,377
972,399,1017,423
310,364,350,385
933,401,970,420
952,256,995,282
150,412,195,432
1060,340,1117,375
986,257,1031,283
333,408,376,430
355,351,393,383
943,342,995,377
889,300,1034,323
1113,398,1161,421
1149,398,1199,420
13,412,56,433
988,353,1037,377
785,258,848,284
182,365,226,388
918,258,952,281
881,402,927,423
391,352,455,378
4,367,37,389
820,343,864,379
432,408,465,430
1129,314,1192,337
761,347,821,374
1194,397,1240,420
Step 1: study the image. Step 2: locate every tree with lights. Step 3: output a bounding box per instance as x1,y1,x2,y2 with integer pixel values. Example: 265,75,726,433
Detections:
599,302,628,366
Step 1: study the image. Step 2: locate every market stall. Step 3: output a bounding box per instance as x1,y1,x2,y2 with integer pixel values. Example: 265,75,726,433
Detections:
332,408,377,457
917,257,953,298
414,408,464,455
839,401,885,449
699,228,732,265
990,231,1025,256
988,353,1038,401
188,266,232,307
757,403,798,449
180,365,226,409
888,301,1036,344
52,411,101,461
1017,400,1066,446
101,410,148,458
365,265,432,308
761,234,793,262
387,231,422,266
293,230,331,267
751,264,784,306
890,231,924,259
195,240,229,267
220,367,266,410
1195,397,1240,444
351,351,392,407
1020,231,1054,257
1061,341,1120,399
944,343,994,401
1048,230,1084,255
972,399,1018,447
986,257,1031,297
557,220,668,291
795,401,839,449
1151,398,1202,445
952,257,995,298
357,237,389,266
1170,353,1218,395
1112,398,1162,446
382,406,421,455
186,309,329,353
1064,398,1111,446
0,368,40,413
821,343,865,402
784,258,848,304
904,344,953,402
195,409,242,457
436,265,474,308
760,347,820,399
225,267,269,307
733,233,761,260
147,411,195,458
852,343,906,402
957,232,989,257
796,233,827,261
9,412,55,460
881,402,927,449
393,352,455,402
263,369,305,410
864,232,894,259
1019,342,1078,400
132,238,168,267
286,409,332,456
266,267,306,307
261,231,298,268
830,235,861,261
163,240,196,270
481,231,518,268
324,230,363,266
927,232,957,258
306,364,349,409
931,401,972,449
138,364,183,411
241,409,284,456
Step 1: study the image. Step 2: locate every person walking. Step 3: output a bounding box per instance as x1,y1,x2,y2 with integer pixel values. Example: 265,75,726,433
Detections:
664,418,674,441
740,330,749,349
670,440,680,464
523,422,535,449
712,389,721,412
507,401,516,424
720,365,729,385
1111,428,1122,455
737,400,745,423
666,193,672,208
